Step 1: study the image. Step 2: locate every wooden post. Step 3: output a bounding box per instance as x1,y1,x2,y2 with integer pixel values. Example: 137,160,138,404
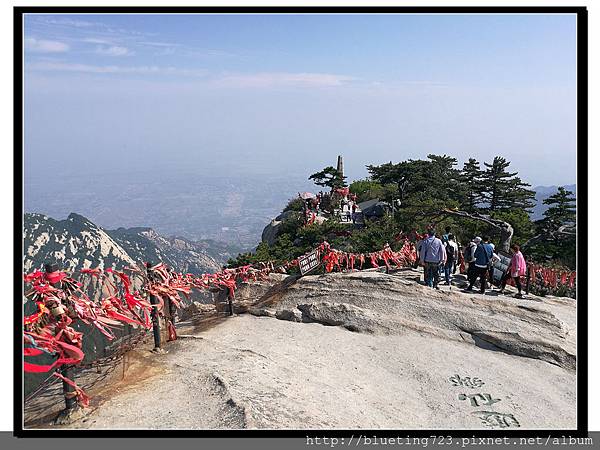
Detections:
146,263,162,350
44,263,77,410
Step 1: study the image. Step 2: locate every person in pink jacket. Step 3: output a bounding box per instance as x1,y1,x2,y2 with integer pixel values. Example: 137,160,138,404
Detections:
500,244,527,298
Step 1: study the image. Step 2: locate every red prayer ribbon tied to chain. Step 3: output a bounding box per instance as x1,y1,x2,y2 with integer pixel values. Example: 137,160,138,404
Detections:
22,259,284,394
527,263,576,290
317,240,417,273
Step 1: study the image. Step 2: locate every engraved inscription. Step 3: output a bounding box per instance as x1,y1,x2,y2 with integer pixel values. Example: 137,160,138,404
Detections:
473,411,521,428
449,374,519,428
458,393,501,407
449,374,485,389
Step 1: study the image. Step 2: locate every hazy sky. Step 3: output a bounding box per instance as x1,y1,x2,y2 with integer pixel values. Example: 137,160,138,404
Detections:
24,13,577,186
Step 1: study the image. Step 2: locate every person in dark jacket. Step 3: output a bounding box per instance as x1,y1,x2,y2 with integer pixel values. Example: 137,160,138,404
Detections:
465,236,494,294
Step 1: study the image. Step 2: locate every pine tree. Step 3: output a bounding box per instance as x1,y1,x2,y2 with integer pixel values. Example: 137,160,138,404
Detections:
426,154,462,204
366,154,461,208
480,156,535,213
542,186,576,230
459,158,484,212
366,161,407,200
527,186,577,269
308,166,347,189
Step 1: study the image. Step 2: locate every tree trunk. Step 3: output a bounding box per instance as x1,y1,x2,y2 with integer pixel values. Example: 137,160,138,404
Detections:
521,224,575,251
497,221,514,254
432,209,514,253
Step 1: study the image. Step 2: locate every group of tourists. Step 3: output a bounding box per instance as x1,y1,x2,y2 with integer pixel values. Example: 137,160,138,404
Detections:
417,226,527,298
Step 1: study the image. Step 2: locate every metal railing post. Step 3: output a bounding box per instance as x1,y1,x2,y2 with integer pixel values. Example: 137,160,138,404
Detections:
167,267,176,326
227,291,234,316
146,263,162,350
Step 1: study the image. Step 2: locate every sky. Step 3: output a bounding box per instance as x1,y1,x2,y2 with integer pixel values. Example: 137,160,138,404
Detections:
23,13,577,187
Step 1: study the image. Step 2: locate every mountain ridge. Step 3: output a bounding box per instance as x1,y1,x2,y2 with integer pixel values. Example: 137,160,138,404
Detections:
23,212,234,275
531,184,576,220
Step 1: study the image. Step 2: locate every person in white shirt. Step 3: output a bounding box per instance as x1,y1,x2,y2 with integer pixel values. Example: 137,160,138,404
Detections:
443,234,459,285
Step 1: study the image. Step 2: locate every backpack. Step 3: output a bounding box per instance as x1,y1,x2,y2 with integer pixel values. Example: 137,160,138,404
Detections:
446,242,456,262
463,243,475,262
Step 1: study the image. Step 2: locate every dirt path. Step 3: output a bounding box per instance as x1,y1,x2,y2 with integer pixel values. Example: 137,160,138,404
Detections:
73,342,246,430
46,312,575,430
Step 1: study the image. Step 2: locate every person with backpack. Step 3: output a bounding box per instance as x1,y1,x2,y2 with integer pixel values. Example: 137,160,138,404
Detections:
439,226,451,275
443,234,459,285
457,241,466,274
419,228,446,289
415,235,424,270
465,236,494,294
500,244,527,298
463,237,480,285
441,226,451,244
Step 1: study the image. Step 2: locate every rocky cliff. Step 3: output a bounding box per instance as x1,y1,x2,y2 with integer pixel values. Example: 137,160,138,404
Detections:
108,226,226,275
23,213,137,273
23,213,228,274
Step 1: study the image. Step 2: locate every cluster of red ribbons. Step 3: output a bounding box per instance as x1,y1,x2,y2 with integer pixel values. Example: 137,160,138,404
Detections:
528,263,576,290
317,240,417,273
23,262,280,377
24,260,297,380
334,187,350,197
23,267,160,404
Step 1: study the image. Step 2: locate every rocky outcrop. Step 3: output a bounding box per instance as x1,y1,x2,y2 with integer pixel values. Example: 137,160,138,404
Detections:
250,269,576,372
178,300,217,322
295,302,389,334
261,210,299,246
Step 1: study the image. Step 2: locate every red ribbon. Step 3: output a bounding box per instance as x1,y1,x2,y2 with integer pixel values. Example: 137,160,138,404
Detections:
44,271,67,284
53,371,90,407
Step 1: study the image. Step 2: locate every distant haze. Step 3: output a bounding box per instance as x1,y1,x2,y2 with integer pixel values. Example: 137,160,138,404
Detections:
23,13,577,242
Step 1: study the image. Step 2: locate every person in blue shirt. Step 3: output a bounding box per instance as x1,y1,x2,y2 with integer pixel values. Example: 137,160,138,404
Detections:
465,235,494,294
